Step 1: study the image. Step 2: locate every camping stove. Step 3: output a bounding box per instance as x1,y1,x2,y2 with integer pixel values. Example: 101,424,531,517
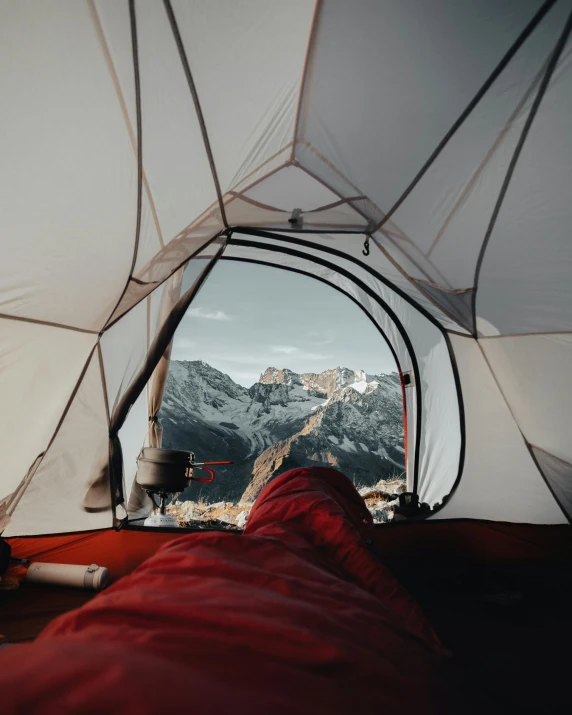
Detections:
136,448,233,528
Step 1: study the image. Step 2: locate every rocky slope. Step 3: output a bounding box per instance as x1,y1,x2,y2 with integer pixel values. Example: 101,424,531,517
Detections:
167,478,406,528
160,360,404,504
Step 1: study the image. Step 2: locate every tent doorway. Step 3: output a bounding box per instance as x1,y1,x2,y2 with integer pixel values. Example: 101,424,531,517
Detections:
157,260,407,527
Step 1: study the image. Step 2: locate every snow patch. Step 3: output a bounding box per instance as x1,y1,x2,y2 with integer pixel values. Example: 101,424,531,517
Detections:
312,399,329,412
350,380,368,394
236,510,249,528
327,435,339,445
368,507,389,524
339,436,357,452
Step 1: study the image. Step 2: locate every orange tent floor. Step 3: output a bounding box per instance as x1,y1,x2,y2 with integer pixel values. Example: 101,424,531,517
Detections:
2,521,571,712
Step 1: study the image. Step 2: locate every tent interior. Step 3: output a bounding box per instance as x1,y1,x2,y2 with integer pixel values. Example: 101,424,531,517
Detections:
1,0,572,711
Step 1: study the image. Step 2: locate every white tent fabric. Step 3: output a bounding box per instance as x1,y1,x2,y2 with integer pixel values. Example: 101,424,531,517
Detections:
439,335,565,523
1,0,571,535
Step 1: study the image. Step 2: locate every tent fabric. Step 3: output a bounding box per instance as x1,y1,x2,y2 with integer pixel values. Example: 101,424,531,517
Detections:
146,268,184,447
379,0,571,292
6,350,111,536
1,0,572,532
0,467,481,714
3,242,226,536
435,335,565,523
296,0,551,216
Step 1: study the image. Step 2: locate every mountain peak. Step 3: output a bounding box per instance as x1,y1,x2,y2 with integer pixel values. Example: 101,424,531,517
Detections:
160,359,405,504
254,365,395,397
169,359,248,401
259,367,302,386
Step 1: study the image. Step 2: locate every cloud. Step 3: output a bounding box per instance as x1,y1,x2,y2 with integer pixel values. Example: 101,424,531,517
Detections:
170,336,197,361
307,331,334,346
206,347,331,367
270,345,331,360
186,307,232,321
271,345,298,355
172,336,195,349
206,354,263,366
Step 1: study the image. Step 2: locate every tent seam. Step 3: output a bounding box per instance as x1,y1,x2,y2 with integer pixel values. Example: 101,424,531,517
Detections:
526,443,572,524
229,146,292,195
295,143,374,209
6,344,99,520
294,155,458,287
370,0,560,234
97,341,111,427
372,237,471,332
471,9,572,336
376,231,452,288
5,526,113,540
477,340,571,524
480,330,572,340
88,0,165,248
102,0,144,332
306,196,368,214
235,227,365,235
163,0,228,228
102,231,224,333
294,153,457,289
425,58,550,258
0,312,98,335
226,190,367,217
291,0,322,161
146,295,151,411
529,444,572,469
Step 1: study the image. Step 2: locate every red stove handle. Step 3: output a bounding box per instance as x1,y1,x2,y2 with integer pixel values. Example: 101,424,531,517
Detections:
190,467,216,483
200,461,234,466
189,461,234,483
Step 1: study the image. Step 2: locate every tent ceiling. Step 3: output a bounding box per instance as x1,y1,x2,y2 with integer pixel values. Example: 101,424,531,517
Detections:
1,0,571,533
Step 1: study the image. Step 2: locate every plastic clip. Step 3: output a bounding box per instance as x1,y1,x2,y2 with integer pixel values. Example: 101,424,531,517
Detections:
288,208,303,228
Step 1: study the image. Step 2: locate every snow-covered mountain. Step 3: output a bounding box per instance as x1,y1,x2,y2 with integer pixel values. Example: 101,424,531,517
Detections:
160,360,404,503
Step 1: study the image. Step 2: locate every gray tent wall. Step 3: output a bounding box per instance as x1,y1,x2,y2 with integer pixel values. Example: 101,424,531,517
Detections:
1,0,571,534
4,240,227,535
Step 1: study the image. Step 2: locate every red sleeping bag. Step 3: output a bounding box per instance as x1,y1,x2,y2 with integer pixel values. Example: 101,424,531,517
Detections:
0,467,473,714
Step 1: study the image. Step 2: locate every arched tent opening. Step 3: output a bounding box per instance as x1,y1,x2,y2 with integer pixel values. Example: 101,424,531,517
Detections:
1,225,468,536
153,258,410,523
1,0,571,535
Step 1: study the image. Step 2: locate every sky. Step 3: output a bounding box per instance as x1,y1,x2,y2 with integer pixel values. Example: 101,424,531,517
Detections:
171,260,397,387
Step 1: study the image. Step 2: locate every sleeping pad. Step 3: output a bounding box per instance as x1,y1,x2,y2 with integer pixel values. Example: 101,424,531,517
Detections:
0,467,478,713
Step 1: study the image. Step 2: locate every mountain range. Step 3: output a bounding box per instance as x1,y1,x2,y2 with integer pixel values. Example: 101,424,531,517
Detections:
159,360,405,504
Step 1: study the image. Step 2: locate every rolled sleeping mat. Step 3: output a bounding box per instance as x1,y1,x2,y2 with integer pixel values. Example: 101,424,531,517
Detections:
25,562,109,591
